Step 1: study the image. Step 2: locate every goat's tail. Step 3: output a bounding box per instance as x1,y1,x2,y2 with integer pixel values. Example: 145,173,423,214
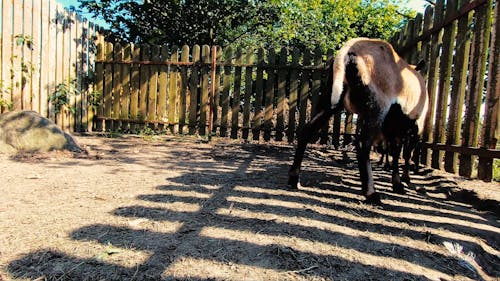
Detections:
329,48,350,112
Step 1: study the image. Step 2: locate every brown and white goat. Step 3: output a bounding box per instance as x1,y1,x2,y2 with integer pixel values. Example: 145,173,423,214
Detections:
288,38,428,204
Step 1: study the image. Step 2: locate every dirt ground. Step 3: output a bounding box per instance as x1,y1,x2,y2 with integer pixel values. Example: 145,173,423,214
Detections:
0,134,499,281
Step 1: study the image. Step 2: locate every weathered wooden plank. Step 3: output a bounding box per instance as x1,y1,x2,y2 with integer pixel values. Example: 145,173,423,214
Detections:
157,45,168,131
431,0,458,170
62,9,73,132
48,0,58,122
423,0,444,166
460,0,493,177
94,33,105,131
410,13,423,65
74,15,84,132
263,48,275,141
147,45,160,129
69,12,79,132
188,45,200,135
221,46,232,137
168,46,179,133
231,47,243,139
139,44,150,125
252,47,264,141
11,0,23,111
242,47,254,140
212,46,222,135
23,0,34,111
287,48,300,143
179,45,189,134
477,0,499,181
1,0,13,113
35,0,46,116
298,50,311,134
276,47,287,142
199,45,210,135
120,44,132,131
112,43,123,131
444,0,473,173
103,41,114,131
129,44,141,132
419,5,434,165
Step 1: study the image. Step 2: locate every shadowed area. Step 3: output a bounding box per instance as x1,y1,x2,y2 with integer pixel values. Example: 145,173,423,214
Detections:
2,135,499,281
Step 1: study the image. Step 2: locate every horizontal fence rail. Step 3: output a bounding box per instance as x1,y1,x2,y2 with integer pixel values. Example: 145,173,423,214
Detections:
392,0,499,181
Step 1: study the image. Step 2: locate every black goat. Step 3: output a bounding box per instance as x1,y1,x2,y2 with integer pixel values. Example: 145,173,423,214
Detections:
288,38,428,204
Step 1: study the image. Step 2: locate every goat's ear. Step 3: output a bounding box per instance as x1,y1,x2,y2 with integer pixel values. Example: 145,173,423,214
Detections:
415,60,426,72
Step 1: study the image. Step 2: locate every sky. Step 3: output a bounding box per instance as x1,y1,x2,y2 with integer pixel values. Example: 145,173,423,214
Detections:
55,0,430,28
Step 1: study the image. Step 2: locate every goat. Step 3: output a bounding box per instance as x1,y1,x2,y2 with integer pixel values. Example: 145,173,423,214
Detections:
288,38,428,205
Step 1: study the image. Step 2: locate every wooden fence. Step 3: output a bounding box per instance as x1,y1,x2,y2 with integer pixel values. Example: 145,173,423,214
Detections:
93,44,357,145
1,0,498,181
0,0,103,131
392,0,499,181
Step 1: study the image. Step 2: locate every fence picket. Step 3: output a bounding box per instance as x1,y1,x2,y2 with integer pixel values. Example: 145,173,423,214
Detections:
287,48,300,143
432,0,458,170
130,44,140,132
157,45,168,132
148,45,160,128
139,44,150,126
445,0,473,173
188,45,200,135
424,0,445,166
242,47,254,140
298,50,311,135
103,41,113,131
276,47,287,142
199,45,210,135
168,46,179,133
264,48,275,141
121,44,131,131
112,43,122,131
179,45,190,134
478,0,500,180
231,48,242,139
221,46,232,137
252,47,265,141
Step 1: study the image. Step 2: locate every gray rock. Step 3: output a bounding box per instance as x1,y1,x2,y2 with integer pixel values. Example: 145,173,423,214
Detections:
0,111,83,153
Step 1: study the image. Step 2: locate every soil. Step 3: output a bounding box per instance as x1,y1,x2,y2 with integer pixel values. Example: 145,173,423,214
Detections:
0,134,499,281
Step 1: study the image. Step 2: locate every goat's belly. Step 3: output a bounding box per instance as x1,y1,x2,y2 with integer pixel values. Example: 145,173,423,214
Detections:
382,103,418,138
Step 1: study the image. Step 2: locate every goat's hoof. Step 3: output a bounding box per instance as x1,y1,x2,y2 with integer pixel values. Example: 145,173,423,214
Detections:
288,175,300,190
401,174,411,183
364,192,382,205
392,183,406,194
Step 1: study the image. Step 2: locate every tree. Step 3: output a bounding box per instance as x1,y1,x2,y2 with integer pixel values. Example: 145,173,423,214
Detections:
78,0,415,51
78,0,277,46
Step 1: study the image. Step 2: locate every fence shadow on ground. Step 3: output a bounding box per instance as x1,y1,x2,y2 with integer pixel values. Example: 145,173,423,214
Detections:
6,140,500,280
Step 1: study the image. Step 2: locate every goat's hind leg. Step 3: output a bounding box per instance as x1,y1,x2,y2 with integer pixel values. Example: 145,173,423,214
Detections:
288,109,333,189
356,125,381,205
389,139,406,194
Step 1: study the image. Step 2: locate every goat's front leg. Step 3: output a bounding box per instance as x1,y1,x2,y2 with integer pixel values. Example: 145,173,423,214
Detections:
355,127,381,204
288,109,333,189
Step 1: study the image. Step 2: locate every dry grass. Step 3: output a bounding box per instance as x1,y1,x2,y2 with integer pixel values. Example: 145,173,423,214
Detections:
0,134,498,281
